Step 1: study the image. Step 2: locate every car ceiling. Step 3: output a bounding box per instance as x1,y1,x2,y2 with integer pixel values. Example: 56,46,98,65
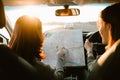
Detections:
2,0,119,6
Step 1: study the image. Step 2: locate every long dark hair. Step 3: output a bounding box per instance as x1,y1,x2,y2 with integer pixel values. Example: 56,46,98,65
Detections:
101,2,120,42
9,15,44,63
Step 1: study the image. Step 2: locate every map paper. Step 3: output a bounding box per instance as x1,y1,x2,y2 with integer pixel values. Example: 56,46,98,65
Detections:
42,29,86,68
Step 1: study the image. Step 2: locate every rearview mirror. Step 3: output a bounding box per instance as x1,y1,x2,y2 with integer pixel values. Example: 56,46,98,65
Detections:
55,8,80,16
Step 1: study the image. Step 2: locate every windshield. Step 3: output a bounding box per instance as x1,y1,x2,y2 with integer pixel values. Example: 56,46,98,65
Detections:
5,3,110,32
3,2,112,68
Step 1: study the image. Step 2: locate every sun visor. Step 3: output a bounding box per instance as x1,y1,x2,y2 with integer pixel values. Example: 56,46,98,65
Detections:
72,0,119,5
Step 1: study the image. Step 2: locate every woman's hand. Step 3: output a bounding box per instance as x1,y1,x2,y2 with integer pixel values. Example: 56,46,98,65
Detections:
84,39,93,57
56,47,68,68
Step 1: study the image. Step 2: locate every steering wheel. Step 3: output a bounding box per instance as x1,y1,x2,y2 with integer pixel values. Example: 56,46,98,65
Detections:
86,31,106,58
87,31,102,43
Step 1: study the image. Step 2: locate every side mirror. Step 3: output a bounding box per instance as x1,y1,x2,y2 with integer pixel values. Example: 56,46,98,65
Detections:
55,8,80,16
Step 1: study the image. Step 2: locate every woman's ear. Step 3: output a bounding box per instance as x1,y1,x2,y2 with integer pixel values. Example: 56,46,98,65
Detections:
106,23,112,30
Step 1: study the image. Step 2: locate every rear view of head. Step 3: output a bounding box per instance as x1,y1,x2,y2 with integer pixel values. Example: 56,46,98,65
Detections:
9,15,44,62
0,0,6,28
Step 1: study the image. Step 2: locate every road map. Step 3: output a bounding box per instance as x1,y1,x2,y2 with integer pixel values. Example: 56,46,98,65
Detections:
42,29,86,68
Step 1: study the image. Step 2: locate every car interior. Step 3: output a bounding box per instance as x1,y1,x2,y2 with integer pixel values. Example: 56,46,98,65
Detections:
0,0,120,80
0,43,41,80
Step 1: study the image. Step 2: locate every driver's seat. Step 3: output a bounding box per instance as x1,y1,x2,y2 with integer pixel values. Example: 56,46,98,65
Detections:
87,39,120,80
0,43,40,80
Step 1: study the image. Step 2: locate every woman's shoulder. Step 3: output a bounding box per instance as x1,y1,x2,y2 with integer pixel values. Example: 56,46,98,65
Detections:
32,60,54,72
32,60,56,80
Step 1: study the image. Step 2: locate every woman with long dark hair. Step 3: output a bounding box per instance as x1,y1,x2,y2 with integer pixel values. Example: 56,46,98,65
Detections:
9,15,64,80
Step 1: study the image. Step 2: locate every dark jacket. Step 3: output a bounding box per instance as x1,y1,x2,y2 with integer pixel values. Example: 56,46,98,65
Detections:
31,60,64,80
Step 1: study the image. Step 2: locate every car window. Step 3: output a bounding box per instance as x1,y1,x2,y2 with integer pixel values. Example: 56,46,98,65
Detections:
0,27,10,44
